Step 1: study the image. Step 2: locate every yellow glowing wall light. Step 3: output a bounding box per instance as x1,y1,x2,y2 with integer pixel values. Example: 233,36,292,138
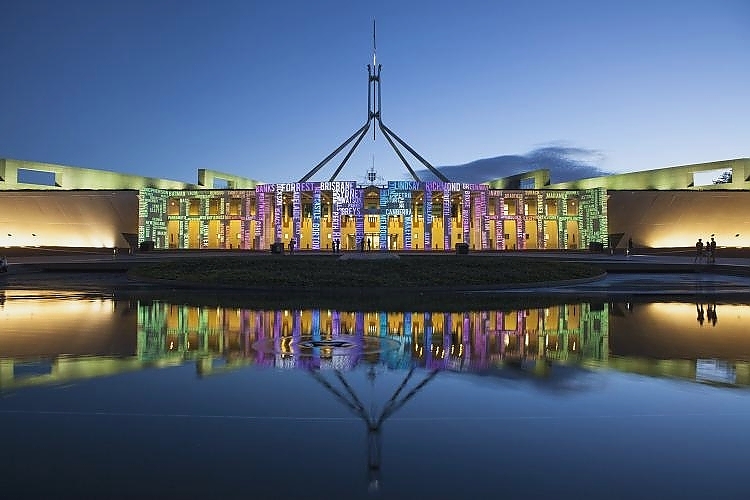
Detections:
629,225,749,249
1,230,116,248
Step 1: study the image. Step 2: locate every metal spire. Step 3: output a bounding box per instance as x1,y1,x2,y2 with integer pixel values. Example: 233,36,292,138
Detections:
373,18,377,69
298,22,451,183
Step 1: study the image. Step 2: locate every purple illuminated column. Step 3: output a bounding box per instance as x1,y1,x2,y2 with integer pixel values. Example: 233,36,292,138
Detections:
256,191,265,250
424,190,432,250
312,185,321,250
443,187,451,250
496,196,504,250
274,185,283,243
292,190,301,247
479,191,489,250
462,190,470,246
403,190,412,250
355,188,364,248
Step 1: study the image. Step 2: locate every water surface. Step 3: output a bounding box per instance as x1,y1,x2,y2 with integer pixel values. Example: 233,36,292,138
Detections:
2,293,750,498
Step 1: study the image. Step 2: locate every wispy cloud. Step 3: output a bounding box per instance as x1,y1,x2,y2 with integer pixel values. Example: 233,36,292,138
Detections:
415,145,609,184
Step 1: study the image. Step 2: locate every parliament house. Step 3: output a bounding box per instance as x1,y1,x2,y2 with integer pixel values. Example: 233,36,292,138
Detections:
1,156,748,253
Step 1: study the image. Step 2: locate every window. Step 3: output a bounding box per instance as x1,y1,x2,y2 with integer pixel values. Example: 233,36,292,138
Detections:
213,178,230,189
189,199,201,216
694,168,732,186
17,169,56,186
229,198,242,215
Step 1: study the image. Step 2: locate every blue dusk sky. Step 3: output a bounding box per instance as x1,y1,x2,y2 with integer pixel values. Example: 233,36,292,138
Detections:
1,0,748,184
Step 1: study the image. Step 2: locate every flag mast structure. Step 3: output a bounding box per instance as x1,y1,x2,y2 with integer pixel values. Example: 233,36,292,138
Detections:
298,20,450,183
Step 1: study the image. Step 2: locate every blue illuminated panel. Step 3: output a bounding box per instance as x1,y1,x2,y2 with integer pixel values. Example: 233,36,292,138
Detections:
379,186,388,250
355,188,364,246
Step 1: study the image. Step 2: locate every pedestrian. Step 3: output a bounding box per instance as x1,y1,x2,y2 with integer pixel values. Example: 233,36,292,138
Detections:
0,255,7,273
709,237,716,263
367,238,371,251
288,239,294,255
627,237,633,256
694,238,703,263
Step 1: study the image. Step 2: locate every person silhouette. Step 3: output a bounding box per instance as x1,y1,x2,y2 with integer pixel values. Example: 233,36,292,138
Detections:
367,238,371,251
709,237,716,263
694,238,703,263
696,304,705,326
707,304,717,326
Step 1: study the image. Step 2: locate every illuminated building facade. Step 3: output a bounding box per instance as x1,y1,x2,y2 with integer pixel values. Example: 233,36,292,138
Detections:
138,182,608,251
0,155,750,251
1,156,748,251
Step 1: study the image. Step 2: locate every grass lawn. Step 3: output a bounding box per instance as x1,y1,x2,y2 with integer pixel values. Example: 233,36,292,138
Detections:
128,254,604,310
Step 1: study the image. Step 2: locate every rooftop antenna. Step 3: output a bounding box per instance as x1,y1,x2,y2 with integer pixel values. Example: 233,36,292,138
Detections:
367,154,378,184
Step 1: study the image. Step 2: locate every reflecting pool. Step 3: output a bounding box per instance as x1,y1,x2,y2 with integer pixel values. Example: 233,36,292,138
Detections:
2,292,750,498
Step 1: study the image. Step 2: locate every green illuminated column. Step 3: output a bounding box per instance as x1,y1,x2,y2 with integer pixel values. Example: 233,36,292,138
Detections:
536,193,544,250
200,196,209,249
180,199,190,249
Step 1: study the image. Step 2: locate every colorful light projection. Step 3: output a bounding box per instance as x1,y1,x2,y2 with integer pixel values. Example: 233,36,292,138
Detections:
387,181,417,250
312,185,321,250
257,190,266,249
139,183,607,251
424,189,432,250
443,185,451,250
379,185,389,250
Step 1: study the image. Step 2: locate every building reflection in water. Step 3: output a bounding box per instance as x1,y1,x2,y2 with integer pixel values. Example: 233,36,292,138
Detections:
3,293,750,390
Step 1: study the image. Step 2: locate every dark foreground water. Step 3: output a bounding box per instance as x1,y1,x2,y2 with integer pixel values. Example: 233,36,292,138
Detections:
2,292,750,499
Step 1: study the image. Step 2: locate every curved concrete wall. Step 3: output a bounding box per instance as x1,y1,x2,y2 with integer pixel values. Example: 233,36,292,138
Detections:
608,190,750,248
0,190,138,248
